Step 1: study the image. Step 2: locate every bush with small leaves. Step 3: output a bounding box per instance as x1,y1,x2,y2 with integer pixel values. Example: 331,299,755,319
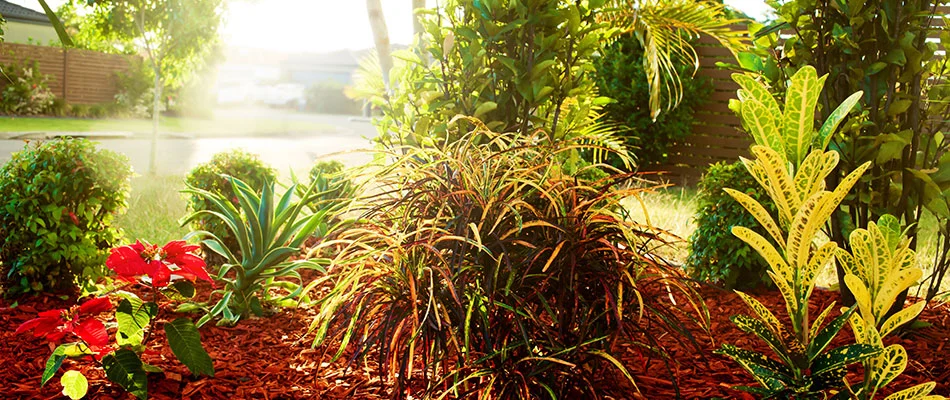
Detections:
0,138,132,296
686,161,776,289
184,149,276,266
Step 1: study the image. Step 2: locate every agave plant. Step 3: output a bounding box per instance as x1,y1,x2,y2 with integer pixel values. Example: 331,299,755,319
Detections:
307,127,706,398
181,176,345,326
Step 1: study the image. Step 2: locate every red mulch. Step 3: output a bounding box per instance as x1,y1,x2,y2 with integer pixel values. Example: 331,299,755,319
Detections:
2,284,948,399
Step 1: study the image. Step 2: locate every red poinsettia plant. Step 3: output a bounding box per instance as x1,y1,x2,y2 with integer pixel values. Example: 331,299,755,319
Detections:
16,240,215,400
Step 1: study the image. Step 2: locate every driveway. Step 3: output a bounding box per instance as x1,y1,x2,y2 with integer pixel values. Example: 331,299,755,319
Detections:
0,111,380,176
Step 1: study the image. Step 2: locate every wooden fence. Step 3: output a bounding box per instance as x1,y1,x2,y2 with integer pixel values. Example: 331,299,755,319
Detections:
644,9,948,185
641,34,748,185
0,42,136,105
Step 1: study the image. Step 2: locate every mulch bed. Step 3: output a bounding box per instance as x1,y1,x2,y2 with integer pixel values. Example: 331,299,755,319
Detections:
2,284,948,399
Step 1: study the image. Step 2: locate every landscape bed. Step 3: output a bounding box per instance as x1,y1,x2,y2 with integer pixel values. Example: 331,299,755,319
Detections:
2,281,947,399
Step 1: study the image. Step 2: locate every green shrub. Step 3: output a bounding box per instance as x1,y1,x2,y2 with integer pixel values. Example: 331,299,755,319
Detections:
70,104,90,118
0,138,132,296
305,160,354,213
593,33,712,168
685,161,776,289
184,150,277,266
305,81,362,115
113,59,152,118
309,128,705,398
0,59,56,115
49,98,70,117
89,103,107,119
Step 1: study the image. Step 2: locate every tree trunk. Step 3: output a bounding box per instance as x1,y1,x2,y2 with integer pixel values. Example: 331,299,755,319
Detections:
149,65,161,175
412,0,426,36
366,0,393,91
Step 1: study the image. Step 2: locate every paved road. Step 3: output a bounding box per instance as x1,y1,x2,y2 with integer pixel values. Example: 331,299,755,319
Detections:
0,112,379,176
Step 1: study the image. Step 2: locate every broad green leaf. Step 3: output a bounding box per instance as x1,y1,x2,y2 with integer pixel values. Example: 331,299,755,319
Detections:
731,314,793,367
816,91,863,151
171,281,196,298
102,349,147,400
733,73,782,119
164,318,214,377
60,370,87,400
716,344,790,391
42,344,70,386
809,306,855,361
37,0,74,47
116,299,155,347
782,66,827,165
811,344,880,375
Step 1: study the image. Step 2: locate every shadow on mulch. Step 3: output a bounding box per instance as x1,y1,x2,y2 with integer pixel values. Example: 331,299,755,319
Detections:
2,284,948,399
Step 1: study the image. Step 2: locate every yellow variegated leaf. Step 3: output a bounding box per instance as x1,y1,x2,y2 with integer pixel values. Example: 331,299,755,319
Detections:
874,268,923,322
850,228,877,289
767,270,798,318
869,344,909,389
741,99,785,156
733,73,783,120
724,188,785,249
735,291,784,334
845,274,875,325
879,301,926,338
751,146,798,224
793,150,838,204
809,302,836,341
848,312,881,346
868,222,893,291
893,247,917,273
786,191,827,273
883,382,938,400
827,161,872,214
801,242,837,295
782,66,827,166
733,226,791,283
836,248,858,278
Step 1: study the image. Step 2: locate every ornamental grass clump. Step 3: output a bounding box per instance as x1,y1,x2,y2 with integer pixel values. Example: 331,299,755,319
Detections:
307,125,707,398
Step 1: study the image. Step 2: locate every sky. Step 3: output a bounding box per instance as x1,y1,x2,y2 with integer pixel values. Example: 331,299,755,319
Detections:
8,0,772,54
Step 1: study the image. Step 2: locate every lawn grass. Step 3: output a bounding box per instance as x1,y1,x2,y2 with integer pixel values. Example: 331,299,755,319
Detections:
0,114,334,138
114,175,191,245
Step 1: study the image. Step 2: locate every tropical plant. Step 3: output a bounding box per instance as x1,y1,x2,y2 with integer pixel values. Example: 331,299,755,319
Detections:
835,215,940,399
181,177,341,326
749,0,950,310
308,124,707,398
719,66,944,399
715,67,881,397
184,149,277,266
600,0,746,119
686,161,776,289
0,139,132,296
593,31,713,167
16,240,214,400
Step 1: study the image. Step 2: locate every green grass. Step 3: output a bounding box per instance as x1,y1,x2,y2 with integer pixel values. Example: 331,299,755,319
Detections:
0,114,334,138
114,175,190,245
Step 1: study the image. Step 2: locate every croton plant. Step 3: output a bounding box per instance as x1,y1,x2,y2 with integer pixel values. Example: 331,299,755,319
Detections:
16,240,215,400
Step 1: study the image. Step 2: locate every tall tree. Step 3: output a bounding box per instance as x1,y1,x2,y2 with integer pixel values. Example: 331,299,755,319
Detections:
366,0,392,92
77,0,222,175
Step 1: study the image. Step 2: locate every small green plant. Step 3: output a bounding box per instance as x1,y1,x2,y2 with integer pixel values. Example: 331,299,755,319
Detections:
17,240,214,399
304,160,354,214
1,59,55,115
593,32,712,167
309,127,707,398
0,138,132,296
182,177,340,326
70,104,91,118
184,149,277,265
686,161,776,289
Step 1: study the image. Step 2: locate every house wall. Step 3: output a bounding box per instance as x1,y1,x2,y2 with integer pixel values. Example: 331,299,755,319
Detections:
0,42,136,104
2,20,59,46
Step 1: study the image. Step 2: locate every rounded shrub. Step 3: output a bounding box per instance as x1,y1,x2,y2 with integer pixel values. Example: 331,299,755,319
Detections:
685,161,777,290
184,149,277,265
0,138,132,295
592,33,712,168
306,160,354,211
